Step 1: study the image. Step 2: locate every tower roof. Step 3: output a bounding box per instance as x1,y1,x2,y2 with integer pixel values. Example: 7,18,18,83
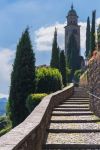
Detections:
68,4,77,16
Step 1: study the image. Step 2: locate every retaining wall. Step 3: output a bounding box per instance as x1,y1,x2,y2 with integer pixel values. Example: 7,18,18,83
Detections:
88,52,100,116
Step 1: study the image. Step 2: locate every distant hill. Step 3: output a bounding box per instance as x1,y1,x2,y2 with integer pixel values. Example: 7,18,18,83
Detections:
0,98,7,116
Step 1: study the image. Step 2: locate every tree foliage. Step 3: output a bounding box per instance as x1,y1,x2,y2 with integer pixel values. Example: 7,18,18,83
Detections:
67,33,80,72
59,50,67,86
66,67,72,83
36,67,63,93
9,28,36,127
26,93,47,113
74,69,84,82
91,10,96,55
86,17,91,58
50,28,60,69
97,24,100,51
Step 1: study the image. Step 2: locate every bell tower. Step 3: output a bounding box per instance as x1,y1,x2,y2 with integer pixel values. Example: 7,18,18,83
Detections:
65,5,80,56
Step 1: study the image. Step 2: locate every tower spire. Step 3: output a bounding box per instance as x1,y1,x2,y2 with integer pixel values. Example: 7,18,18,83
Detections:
71,3,74,10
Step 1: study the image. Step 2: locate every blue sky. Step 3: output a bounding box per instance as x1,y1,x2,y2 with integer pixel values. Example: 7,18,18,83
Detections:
0,0,100,96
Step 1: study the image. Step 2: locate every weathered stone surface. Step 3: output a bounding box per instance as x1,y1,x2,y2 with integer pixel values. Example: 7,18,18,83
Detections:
88,52,100,117
0,84,74,150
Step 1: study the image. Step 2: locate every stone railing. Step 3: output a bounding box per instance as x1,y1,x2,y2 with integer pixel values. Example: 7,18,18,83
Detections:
0,84,74,150
88,52,100,116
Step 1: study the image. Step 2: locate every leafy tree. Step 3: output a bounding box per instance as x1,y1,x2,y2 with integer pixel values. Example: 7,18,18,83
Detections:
86,17,91,58
91,10,96,55
9,28,36,127
50,28,60,69
59,50,67,86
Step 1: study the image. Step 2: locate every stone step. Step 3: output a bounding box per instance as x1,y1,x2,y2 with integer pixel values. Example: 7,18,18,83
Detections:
45,132,100,146
68,99,89,101
65,99,89,102
72,96,89,98
47,129,100,133
53,108,90,111
72,92,89,96
64,100,89,102
50,120,100,123
52,112,93,116
62,102,89,104
57,106,89,108
49,122,100,130
69,98,89,99
62,99,89,102
51,115,99,121
43,143,100,149
52,109,92,114
59,104,89,107
43,88,100,150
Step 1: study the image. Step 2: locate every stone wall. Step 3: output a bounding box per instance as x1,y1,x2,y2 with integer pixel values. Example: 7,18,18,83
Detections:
0,84,74,150
88,52,100,116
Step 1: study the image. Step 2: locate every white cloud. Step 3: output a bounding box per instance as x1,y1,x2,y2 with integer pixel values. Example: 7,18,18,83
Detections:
96,18,100,26
0,93,8,99
0,48,14,95
35,18,100,56
79,22,87,56
35,21,86,53
35,23,65,51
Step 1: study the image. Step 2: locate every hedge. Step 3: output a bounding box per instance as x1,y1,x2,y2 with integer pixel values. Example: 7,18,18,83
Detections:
36,67,63,93
26,93,47,113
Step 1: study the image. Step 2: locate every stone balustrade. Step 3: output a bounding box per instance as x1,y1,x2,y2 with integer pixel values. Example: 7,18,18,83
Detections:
0,84,74,150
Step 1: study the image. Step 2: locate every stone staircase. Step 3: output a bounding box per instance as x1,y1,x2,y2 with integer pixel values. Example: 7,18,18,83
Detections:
43,88,100,150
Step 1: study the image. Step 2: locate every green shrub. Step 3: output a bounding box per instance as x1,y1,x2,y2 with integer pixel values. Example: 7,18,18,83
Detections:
66,67,72,83
6,101,12,121
74,69,84,82
0,126,12,137
36,67,63,93
26,93,47,113
0,116,12,137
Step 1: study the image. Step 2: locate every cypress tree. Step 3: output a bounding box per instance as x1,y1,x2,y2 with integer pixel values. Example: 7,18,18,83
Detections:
59,50,67,86
91,10,96,56
50,28,60,69
86,17,91,58
9,28,36,127
67,33,80,71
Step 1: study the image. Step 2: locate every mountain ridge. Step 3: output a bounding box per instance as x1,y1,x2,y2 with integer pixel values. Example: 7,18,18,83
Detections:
0,98,7,116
